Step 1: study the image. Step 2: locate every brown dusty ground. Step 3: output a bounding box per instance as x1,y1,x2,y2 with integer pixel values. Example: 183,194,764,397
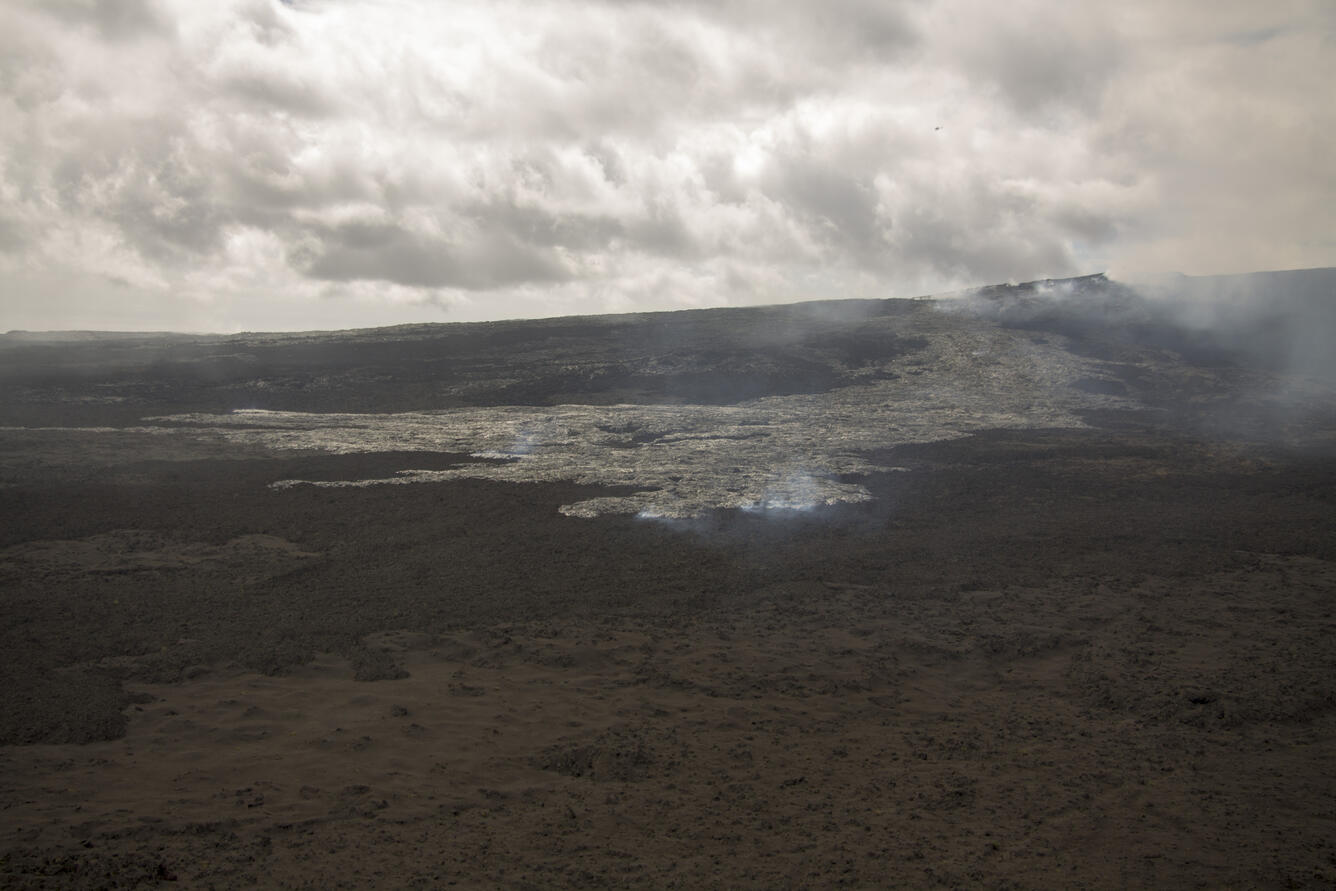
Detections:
3,424,1336,888
3,286,1336,888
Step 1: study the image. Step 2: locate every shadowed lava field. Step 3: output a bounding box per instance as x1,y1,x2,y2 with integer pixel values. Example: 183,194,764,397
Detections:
2,272,1336,888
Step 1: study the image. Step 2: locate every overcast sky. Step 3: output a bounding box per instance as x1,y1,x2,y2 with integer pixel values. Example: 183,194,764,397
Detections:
1,0,1332,332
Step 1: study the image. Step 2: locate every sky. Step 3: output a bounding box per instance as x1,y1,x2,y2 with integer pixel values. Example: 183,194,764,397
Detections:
0,0,1332,332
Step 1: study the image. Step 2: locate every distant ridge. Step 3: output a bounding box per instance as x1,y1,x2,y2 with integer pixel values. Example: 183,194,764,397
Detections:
3,266,1330,344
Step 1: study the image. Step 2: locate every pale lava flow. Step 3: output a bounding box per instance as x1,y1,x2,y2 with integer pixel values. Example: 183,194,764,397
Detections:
144,311,1133,519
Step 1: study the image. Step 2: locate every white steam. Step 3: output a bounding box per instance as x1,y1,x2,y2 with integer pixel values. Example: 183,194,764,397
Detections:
140,308,1133,517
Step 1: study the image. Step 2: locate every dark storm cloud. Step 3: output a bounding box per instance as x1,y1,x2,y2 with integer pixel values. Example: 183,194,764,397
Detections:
0,0,1331,331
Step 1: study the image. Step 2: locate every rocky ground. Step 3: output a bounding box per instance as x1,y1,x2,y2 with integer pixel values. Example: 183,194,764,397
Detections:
2,276,1335,887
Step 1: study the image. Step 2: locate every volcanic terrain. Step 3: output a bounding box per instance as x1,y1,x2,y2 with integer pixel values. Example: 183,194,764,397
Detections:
2,270,1335,888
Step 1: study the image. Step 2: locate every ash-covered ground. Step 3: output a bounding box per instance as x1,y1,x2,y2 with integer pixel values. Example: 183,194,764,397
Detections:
2,271,1335,888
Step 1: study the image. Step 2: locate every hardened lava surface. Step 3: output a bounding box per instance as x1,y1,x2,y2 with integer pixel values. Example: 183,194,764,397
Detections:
2,276,1336,888
141,305,1130,518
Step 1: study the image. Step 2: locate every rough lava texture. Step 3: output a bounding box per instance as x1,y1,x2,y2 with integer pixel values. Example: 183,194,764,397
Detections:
2,272,1335,888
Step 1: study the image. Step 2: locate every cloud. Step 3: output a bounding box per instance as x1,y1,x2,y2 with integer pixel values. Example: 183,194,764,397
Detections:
931,0,1124,116
0,0,1331,331
31,0,170,42
303,218,573,290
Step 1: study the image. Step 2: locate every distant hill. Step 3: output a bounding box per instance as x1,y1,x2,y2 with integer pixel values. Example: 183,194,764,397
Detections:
0,269,1331,435
959,267,1336,381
